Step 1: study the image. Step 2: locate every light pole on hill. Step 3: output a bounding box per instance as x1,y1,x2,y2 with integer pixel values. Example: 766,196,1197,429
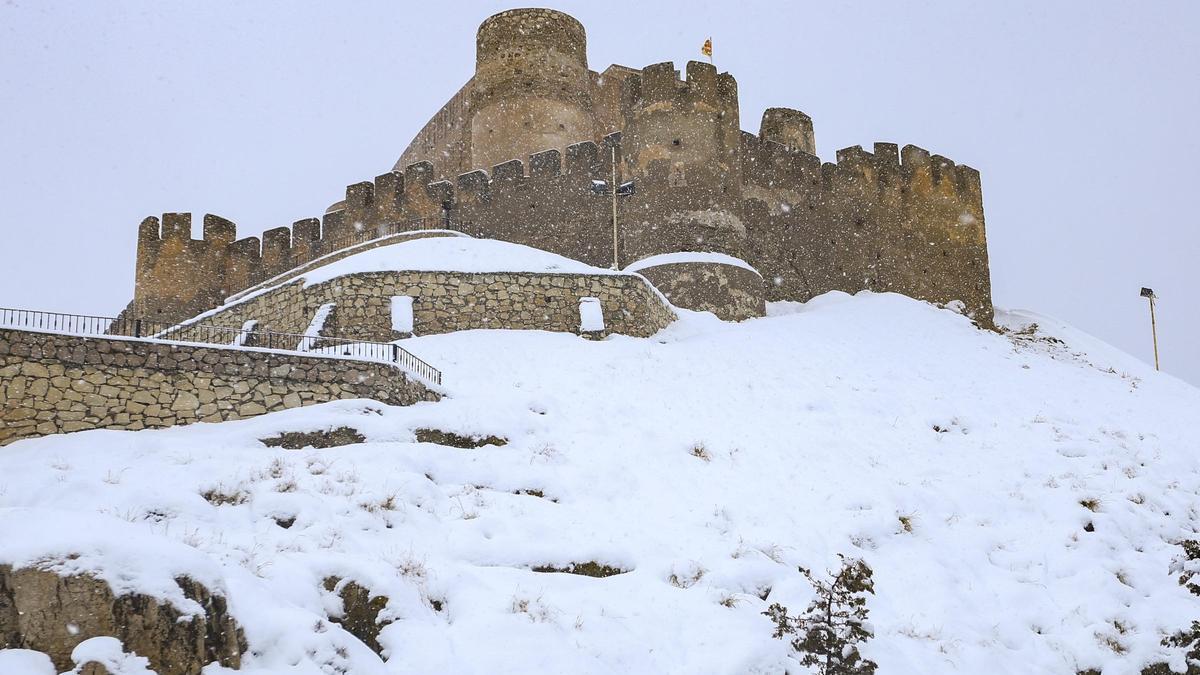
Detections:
1140,287,1160,371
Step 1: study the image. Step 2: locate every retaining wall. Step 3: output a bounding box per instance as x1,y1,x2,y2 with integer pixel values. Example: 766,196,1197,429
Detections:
633,261,765,322
176,271,677,341
0,329,438,446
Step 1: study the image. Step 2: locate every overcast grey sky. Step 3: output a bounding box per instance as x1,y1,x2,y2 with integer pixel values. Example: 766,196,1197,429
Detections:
1,1,1196,385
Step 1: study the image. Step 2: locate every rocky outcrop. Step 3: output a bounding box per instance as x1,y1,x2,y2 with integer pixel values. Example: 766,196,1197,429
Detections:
323,577,391,656
261,426,367,449
0,565,245,674
415,428,507,448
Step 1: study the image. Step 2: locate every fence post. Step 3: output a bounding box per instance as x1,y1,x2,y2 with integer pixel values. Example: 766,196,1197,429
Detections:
134,319,142,338
391,344,399,365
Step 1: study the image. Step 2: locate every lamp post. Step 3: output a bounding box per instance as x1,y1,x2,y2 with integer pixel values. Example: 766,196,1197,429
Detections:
1139,287,1160,371
591,144,636,270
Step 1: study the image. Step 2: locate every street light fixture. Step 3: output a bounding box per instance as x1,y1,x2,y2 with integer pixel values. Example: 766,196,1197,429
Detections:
591,143,635,270
1139,287,1160,371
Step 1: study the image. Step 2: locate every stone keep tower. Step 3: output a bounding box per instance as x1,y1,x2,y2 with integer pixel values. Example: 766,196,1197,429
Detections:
619,60,745,263
468,9,594,173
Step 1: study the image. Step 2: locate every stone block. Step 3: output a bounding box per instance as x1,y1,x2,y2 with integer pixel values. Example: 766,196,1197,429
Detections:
171,391,200,412
238,402,267,416
20,362,50,377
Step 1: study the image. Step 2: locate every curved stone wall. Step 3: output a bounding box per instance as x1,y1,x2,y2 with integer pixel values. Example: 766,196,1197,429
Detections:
631,259,765,322
174,270,676,341
471,8,593,172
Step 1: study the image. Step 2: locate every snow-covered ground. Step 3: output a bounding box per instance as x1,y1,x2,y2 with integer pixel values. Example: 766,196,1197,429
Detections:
2,292,1198,674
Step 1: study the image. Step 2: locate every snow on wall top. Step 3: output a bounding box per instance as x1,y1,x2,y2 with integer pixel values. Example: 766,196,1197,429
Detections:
300,237,627,288
624,251,762,277
175,236,633,326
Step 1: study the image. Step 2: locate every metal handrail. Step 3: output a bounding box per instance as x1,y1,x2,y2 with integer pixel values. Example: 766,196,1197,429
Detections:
0,306,442,386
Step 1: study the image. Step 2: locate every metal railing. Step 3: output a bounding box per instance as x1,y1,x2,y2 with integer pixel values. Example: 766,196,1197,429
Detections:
0,307,442,386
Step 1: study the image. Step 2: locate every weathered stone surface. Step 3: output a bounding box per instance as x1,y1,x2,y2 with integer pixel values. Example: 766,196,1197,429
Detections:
171,391,200,412
172,269,676,342
323,577,390,656
261,426,366,450
0,329,439,446
415,428,507,448
0,565,244,675
634,260,766,321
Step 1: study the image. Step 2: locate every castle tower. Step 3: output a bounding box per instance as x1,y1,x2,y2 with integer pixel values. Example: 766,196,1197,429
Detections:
468,9,595,172
759,107,816,155
619,60,745,262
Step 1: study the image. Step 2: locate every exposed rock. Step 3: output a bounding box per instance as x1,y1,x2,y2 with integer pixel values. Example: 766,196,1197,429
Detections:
323,576,391,656
531,561,628,577
415,428,507,448
261,426,366,450
0,565,245,674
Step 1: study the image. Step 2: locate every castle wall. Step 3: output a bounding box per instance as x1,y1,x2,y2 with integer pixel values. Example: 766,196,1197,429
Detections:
394,78,474,178
739,135,992,323
130,213,238,322
617,61,746,266
0,328,438,446
126,127,993,329
759,108,816,155
172,269,676,341
470,98,593,173
228,230,463,304
395,9,633,181
122,9,995,329
469,10,593,172
632,261,765,322
453,145,617,268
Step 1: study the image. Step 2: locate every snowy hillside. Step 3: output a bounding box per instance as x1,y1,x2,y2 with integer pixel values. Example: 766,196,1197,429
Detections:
2,292,1199,674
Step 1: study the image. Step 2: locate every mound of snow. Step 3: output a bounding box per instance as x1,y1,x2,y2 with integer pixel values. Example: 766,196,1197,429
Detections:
300,237,625,287
624,251,761,276
1,292,1197,674
68,638,154,675
0,650,55,675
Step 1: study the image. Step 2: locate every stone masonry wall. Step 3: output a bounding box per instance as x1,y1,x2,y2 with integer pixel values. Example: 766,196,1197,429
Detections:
634,262,765,322
0,329,438,447
175,271,677,341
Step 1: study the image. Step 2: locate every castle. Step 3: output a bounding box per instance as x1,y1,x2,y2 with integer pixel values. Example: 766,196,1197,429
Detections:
123,8,993,331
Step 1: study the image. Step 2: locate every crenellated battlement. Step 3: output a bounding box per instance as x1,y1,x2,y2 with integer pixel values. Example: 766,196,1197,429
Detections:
121,8,995,328
741,132,982,213
621,61,738,118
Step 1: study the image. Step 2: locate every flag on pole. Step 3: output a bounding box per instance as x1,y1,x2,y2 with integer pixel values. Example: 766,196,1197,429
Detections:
701,37,713,59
